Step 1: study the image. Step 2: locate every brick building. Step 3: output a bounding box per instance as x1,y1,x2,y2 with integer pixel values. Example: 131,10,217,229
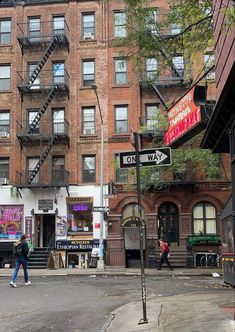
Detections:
0,0,231,269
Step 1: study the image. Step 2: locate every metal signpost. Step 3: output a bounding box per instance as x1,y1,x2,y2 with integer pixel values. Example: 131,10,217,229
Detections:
120,138,172,325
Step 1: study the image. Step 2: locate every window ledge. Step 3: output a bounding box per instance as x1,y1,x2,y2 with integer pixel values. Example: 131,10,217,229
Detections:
79,38,97,43
0,44,13,47
79,86,94,90
112,84,130,88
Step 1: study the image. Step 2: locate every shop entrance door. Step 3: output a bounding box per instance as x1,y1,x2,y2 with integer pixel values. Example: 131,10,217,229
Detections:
43,214,55,248
158,202,179,245
67,252,89,268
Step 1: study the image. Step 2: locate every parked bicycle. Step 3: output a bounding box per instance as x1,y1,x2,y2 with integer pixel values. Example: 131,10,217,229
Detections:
199,251,221,268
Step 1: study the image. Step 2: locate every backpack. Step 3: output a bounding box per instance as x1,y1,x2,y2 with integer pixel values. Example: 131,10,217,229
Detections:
14,242,23,258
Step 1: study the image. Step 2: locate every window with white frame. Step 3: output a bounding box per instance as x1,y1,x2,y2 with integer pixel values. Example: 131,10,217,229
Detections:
28,17,40,41
204,53,215,80
53,16,65,35
53,109,65,134
27,157,40,183
53,62,65,84
82,60,95,86
146,58,157,80
114,58,127,85
0,158,9,182
0,20,11,44
114,11,126,37
172,56,184,78
0,65,10,90
146,104,159,131
193,202,216,235
0,111,10,137
82,13,95,38
145,8,157,35
28,63,40,88
82,107,95,135
28,109,39,134
115,154,128,183
115,106,128,133
52,156,65,184
171,24,180,35
82,155,96,182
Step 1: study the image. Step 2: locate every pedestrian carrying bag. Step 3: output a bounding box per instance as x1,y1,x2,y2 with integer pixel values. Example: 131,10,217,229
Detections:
14,242,23,258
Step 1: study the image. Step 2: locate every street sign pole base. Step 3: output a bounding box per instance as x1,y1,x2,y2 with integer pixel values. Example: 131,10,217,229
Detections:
138,318,148,325
97,258,105,270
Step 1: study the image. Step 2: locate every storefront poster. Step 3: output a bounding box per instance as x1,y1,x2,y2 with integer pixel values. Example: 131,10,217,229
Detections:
0,205,23,240
25,216,32,240
56,216,67,236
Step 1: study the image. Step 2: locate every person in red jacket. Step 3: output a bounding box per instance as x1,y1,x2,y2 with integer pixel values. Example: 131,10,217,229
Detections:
157,239,173,270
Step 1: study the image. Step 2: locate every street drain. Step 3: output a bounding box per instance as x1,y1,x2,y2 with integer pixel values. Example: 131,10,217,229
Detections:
104,289,127,297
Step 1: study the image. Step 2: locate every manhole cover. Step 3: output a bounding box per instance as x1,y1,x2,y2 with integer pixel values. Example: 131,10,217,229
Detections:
104,289,127,297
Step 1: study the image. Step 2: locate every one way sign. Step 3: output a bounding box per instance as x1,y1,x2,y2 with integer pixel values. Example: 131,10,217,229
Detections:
119,147,171,168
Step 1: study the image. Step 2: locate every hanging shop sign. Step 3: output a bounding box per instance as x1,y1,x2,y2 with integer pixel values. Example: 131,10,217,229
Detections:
0,205,23,240
164,85,208,148
187,235,221,245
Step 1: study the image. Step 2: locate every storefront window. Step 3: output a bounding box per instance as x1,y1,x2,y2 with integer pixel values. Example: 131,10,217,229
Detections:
0,205,23,240
67,197,93,234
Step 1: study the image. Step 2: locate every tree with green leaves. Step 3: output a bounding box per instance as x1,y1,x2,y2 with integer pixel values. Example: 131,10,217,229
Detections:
114,0,231,192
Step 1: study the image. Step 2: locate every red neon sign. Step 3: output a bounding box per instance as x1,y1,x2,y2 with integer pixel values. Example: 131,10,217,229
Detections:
164,87,201,146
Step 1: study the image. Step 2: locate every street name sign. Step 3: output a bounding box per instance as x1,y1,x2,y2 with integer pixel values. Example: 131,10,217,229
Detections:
119,147,171,168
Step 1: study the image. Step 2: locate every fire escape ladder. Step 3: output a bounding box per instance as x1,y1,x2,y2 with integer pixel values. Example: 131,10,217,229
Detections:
27,136,58,184
28,37,58,85
29,85,58,133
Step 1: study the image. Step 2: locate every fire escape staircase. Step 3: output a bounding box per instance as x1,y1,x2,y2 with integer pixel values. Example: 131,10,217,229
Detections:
17,32,70,189
28,136,58,184
150,32,184,110
28,85,58,133
28,37,58,86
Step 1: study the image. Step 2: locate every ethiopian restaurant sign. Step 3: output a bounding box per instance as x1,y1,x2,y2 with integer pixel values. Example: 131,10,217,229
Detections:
0,205,23,240
164,86,207,147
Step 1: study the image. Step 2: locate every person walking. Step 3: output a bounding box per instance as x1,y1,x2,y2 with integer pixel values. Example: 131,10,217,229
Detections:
10,234,31,288
157,239,173,271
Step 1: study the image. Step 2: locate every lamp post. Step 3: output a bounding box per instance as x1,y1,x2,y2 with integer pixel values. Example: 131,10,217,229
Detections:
91,84,105,270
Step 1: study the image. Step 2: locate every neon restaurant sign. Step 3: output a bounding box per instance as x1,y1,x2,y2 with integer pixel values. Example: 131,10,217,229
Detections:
164,85,208,148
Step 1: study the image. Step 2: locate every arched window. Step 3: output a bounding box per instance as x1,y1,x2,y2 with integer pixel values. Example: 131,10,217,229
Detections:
193,202,216,234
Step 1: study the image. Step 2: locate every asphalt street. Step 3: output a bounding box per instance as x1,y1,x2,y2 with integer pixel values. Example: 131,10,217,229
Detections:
0,274,229,332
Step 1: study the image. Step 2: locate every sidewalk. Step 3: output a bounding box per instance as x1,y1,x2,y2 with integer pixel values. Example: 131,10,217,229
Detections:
0,267,223,277
105,291,234,332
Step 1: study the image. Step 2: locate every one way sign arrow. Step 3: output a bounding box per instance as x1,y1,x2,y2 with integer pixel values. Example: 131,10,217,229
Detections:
119,147,171,168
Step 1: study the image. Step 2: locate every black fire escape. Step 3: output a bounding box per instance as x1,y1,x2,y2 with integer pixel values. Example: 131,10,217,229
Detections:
16,20,70,192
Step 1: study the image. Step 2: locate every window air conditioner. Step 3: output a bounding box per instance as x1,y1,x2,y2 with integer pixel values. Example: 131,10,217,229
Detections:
0,178,9,185
0,132,9,138
83,32,94,40
84,128,94,135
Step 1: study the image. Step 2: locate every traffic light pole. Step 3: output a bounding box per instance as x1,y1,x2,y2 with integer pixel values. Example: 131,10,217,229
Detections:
134,132,148,325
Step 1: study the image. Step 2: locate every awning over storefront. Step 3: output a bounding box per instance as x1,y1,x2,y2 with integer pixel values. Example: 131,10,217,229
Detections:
201,63,235,153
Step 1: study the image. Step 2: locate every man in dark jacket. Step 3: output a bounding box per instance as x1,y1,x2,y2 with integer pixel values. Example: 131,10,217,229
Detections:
10,234,31,287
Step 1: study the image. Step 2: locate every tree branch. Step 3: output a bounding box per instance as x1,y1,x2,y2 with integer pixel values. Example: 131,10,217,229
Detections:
163,14,213,40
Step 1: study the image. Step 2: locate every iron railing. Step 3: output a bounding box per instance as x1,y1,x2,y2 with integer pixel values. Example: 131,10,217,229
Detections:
17,69,69,92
